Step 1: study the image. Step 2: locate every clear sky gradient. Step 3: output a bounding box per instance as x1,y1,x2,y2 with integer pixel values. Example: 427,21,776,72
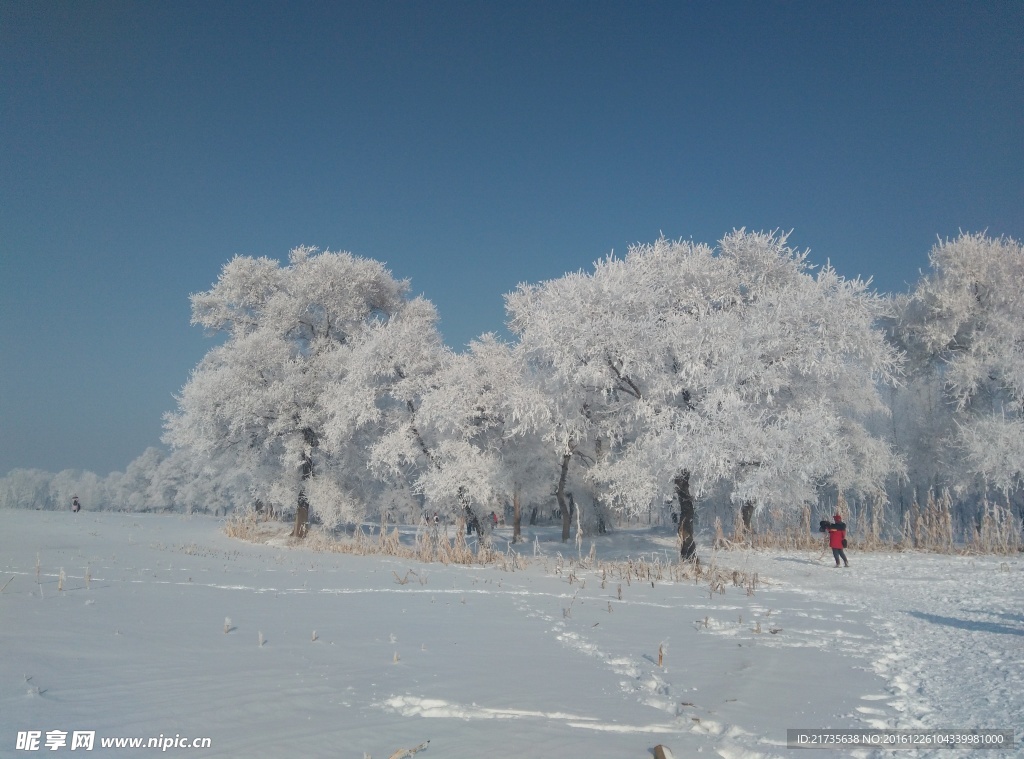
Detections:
2,1,1021,476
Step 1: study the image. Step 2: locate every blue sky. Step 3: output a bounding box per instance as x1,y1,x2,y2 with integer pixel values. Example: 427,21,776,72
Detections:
2,1,1021,477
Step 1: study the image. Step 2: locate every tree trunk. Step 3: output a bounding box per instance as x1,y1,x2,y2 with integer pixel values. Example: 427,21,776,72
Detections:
568,492,582,538
293,490,310,538
512,484,522,543
741,500,755,537
556,453,571,542
592,437,606,534
674,471,697,561
292,427,317,538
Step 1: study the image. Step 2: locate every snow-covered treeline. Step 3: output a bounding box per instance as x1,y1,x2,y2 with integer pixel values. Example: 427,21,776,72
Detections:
3,232,1022,549
0,447,248,515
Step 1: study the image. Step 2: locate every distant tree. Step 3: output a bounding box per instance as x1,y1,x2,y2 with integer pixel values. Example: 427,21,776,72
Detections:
508,231,902,557
0,468,53,510
164,247,440,536
138,449,245,515
50,469,102,512
876,372,950,515
893,233,1024,496
109,447,166,512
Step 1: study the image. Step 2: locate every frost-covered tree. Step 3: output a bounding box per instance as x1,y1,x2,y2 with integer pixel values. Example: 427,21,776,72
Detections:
50,469,102,512
876,372,950,514
319,293,449,525
1,467,106,511
894,233,1024,496
139,449,249,515
107,447,167,511
511,340,613,543
164,247,440,535
508,231,902,556
373,334,557,540
0,468,53,510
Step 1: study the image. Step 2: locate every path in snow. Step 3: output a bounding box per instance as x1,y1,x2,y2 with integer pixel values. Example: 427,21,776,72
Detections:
732,547,1023,757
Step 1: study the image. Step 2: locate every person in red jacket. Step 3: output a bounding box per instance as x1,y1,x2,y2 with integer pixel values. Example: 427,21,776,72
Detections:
828,513,849,567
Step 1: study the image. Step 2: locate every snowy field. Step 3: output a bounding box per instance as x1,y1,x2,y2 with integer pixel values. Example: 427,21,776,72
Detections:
1,510,1021,758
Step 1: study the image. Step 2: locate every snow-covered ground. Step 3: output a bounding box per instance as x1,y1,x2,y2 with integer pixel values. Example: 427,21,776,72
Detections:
1,510,1020,758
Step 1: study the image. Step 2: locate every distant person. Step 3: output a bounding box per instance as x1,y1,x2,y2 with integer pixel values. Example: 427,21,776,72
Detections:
828,512,849,567
71,495,81,513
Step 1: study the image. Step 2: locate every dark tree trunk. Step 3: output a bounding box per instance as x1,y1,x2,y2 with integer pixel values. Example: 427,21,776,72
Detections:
293,490,310,538
292,427,317,538
556,453,571,542
675,471,697,561
568,492,582,537
512,485,522,543
741,500,755,536
594,497,607,534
